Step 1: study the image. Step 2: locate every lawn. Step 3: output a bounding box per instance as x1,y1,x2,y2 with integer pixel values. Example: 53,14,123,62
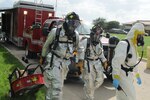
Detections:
110,34,150,59
0,44,45,100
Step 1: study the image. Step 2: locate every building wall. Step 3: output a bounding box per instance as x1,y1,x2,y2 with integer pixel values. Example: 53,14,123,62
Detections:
123,20,150,35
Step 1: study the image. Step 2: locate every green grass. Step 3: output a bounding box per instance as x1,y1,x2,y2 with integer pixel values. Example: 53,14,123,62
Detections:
0,44,45,100
110,34,150,59
0,45,23,99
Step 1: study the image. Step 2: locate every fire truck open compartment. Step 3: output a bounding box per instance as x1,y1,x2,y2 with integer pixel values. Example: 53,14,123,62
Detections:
0,1,55,58
2,13,11,37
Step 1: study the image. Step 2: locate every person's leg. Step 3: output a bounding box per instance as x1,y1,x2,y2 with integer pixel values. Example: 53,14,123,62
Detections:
118,72,136,100
44,69,53,100
94,62,104,89
44,58,63,100
82,62,95,100
51,66,63,100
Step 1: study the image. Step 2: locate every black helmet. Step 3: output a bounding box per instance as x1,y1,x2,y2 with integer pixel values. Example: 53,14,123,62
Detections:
90,25,103,45
65,12,80,29
91,24,103,34
65,12,80,21
64,12,80,37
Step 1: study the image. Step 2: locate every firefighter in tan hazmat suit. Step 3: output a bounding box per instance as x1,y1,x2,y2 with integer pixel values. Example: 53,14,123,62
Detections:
40,12,80,100
78,25,108,100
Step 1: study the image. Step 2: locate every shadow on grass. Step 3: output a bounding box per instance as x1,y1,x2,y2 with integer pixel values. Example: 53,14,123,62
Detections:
0,93,36,100
0,86,46,100
2,52,24,69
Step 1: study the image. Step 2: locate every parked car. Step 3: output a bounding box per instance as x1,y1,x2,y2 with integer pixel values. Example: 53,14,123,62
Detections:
145,33,149,36
109,28,128,34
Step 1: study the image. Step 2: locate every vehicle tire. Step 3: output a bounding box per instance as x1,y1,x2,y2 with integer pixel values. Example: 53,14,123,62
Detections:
8,90,15,98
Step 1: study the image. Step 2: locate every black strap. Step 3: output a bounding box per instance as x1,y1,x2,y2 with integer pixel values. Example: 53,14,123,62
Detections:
86,58,99,61
52,28,61,50
49,28,61,68
121,65,133,76
122,39,130,62
123,39,130,62
85,38,90,57
87,60,90,73
85,38,90,73
87,38,90,48
124,39,130,55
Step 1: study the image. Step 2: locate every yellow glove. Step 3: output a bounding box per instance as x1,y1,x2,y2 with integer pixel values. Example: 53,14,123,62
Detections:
103,60,108,70
73,50,77,55
76,60,84,72
39,56,45,65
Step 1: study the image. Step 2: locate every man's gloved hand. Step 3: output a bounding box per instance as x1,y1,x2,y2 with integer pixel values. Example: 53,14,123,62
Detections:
136,73,142,85
103,60,108,70
76,59,84,71
113,74,120,89
137,77,142,85
39,56,45,65
113,79,119,89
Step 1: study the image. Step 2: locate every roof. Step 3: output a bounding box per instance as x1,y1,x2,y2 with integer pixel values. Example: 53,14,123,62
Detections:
13,1,54,10
0,1,54,12
0,8,14,12
123,20,150,25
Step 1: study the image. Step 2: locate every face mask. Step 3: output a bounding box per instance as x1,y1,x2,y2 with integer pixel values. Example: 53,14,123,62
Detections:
67,20,80,29
137,35,144,46
91,32,100,46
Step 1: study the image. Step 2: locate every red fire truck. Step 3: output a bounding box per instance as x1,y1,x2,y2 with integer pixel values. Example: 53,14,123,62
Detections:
0,1,62,58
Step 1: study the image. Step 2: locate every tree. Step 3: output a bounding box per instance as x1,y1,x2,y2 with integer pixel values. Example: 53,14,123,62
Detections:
106,21,120,30
93,17,107,29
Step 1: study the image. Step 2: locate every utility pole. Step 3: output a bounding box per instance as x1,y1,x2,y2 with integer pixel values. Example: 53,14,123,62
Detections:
55,0,58,16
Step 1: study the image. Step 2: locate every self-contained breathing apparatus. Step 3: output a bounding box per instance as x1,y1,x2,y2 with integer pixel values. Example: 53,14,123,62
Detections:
105,35,144,92
122,35,144,76
49,27,77,68
46,12,80,77
105,34,144,78
84,25,103,73
90,24,103,46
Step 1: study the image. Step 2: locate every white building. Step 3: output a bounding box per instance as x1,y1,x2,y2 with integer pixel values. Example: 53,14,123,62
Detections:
123,20,150,36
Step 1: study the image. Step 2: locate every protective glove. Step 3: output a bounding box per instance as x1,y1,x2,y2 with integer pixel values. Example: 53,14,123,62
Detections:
136,73,142,85
103,60,108,70
113,79,119,89
113,75,120,89
76,59,84,71
137,77,142,85
39,56,45,65
72,50,77,63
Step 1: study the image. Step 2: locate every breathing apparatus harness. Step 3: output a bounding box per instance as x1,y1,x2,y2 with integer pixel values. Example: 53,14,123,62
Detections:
49,26,77,69
121,35,144,76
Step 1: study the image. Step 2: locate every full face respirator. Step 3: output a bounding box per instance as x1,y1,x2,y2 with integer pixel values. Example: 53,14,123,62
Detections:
126,34,145,67
137,35,144,46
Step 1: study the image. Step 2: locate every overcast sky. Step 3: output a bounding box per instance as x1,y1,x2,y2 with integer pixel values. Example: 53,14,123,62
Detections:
0,0,150,26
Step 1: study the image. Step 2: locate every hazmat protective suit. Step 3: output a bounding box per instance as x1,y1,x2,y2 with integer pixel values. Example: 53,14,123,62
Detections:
78,25,107,100
112,22,145,100
41,12,80,100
